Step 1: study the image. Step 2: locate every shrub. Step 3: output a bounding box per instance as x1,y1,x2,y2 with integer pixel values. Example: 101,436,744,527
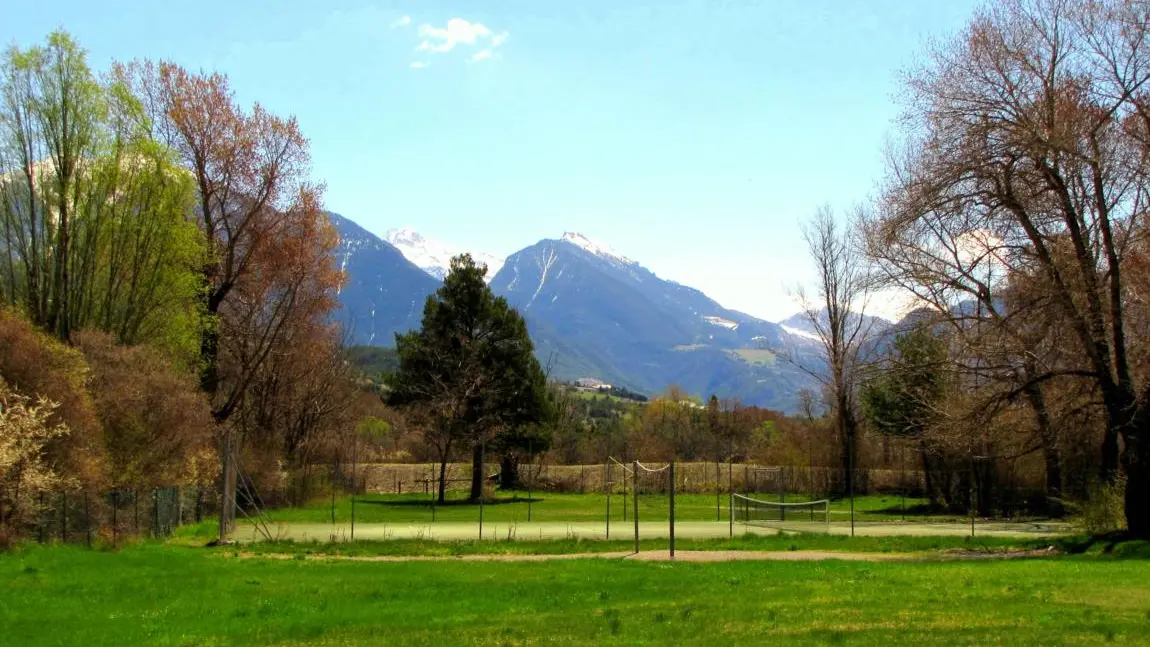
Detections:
0,309,105,488
0,379,71,535
1077,477,1127,535
74,331,216,489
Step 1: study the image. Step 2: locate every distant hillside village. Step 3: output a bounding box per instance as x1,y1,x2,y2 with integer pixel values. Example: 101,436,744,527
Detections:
569,377,647,402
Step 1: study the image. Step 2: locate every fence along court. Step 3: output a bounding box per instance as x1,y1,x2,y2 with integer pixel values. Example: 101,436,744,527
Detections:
17,486,211,547
320,461,938,497
254,457,1070,547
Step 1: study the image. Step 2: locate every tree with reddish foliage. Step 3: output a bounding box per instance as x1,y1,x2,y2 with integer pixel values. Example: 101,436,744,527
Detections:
125,61,342,536
73,331,216,490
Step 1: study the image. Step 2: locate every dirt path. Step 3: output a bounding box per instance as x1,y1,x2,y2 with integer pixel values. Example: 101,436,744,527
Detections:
236,549,918,563
233,546,1060,564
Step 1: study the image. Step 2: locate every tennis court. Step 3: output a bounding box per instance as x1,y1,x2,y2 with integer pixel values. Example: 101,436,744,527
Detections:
234,518,1072,543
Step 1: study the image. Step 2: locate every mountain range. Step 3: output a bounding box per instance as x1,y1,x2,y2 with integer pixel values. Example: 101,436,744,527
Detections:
384,226,505,282
329,213,833,412
331,214,440,346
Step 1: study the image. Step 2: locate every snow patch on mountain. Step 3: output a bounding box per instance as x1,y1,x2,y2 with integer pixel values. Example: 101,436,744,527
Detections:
526,246,559,310
561,232,636,266
702,315,739,330
780,324,822,342
385,226,504,282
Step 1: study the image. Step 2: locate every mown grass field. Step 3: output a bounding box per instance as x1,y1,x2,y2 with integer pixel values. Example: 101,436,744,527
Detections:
219,531,1064,558
729,347,778,365
3,541,1150,646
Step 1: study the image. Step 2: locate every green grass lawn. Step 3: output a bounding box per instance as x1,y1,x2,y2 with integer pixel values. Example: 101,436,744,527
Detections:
3,542,1149,646
227,531,1051,558
261,492,951,526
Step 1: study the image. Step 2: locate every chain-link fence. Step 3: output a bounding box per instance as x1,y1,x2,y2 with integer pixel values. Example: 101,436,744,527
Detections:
23,486,212,546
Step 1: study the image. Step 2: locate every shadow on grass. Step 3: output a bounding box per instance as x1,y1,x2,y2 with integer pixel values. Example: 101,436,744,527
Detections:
1054,532,1150,559
867,504,941,517
358,497,543,508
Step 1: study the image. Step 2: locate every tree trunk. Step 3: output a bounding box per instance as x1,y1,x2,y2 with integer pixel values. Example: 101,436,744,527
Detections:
1123,415,1150,537
1102,424,1121,484
1100,387,1136,483
1101,389,1148,537
437,455,448,505
470,444,485,502
48,204,69,340
217,432,236,539
1024,383,1063,517
838,399,858,497
499,453,520,490
919,439,934,504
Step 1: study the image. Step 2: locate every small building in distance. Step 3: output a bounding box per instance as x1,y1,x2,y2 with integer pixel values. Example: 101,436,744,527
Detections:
573,377,612,391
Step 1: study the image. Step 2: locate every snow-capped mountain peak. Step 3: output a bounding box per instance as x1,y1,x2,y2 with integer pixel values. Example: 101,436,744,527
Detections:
386,226,426,247
384,226,504,283
561,232,635,266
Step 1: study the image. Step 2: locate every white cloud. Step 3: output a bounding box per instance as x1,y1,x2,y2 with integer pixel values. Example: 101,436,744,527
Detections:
391,15,412,28
410,60,429,69
413,18,508,62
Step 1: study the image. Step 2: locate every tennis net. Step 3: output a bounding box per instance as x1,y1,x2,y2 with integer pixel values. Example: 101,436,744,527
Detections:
732,494,830,530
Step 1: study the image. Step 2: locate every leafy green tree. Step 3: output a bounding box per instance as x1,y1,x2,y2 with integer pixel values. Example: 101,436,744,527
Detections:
389,254,548,502
861,326,946,437
0,32,205,365
494,381,572,490
861,324,950,504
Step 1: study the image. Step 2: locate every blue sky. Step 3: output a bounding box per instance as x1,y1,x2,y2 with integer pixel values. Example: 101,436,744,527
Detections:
4,0,980,321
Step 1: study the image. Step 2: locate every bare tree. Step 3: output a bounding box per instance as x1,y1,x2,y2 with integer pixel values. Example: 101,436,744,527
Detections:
861,181,1077,511
882,0,1150,534
798,206,876,496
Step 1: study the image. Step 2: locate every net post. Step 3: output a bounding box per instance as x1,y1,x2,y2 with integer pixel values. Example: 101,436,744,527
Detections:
605,459,611,539
430,463,437,524
728,438,733,537
669,461,676,559
848,431,856,537
479,442,485,541
351,435,358,541
715,460,721,521
527,438,533,523
632,460,639,554
622,464,628,522
780,467,786,522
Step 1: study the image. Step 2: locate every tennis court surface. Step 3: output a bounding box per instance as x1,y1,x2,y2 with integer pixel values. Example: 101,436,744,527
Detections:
234,519,1072,543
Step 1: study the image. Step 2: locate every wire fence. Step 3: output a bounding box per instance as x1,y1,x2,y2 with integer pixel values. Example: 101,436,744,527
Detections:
18,486,213,547
343,462,923,497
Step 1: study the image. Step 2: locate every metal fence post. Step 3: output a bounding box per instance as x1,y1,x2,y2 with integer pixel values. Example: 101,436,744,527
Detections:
605,460,611,539
632,460,639,554
527,438,533,523
669,462,675,559
84,492,92,549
